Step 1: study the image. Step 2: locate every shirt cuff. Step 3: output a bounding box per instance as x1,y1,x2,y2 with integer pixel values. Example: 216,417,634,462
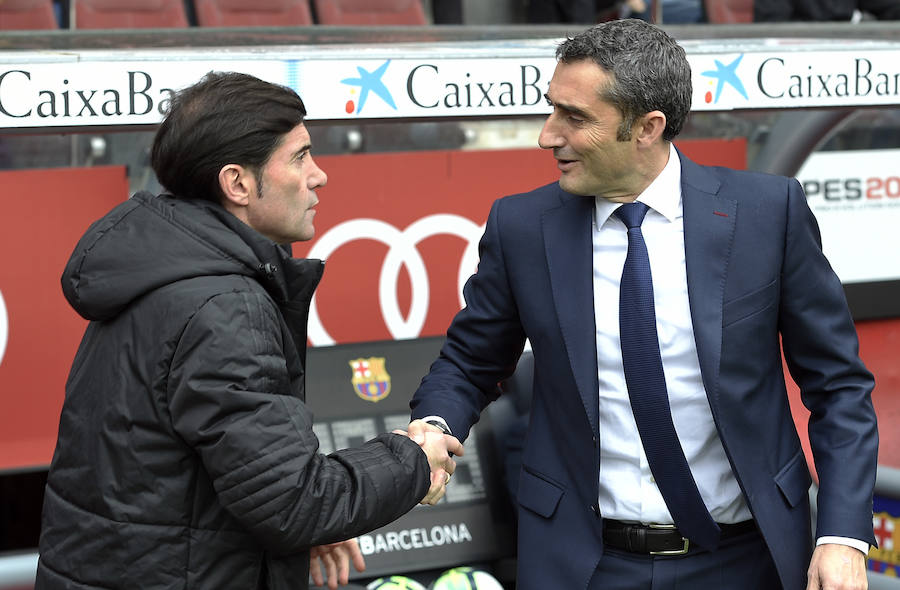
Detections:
816,536,870,555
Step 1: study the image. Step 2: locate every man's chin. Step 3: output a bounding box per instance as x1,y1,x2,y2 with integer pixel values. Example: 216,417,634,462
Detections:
558,177,592,197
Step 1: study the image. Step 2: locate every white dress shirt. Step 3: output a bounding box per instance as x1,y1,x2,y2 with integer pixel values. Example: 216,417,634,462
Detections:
593,143,752,525
591,143,867,554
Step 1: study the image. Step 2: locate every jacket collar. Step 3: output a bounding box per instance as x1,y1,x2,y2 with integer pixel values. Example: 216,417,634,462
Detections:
202,199,324,305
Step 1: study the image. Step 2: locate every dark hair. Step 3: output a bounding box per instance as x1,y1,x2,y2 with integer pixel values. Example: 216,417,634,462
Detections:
556,19,691,141
151,72,306,202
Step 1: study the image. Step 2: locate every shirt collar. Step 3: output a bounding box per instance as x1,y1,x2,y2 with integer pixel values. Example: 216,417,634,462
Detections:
594,142,682,228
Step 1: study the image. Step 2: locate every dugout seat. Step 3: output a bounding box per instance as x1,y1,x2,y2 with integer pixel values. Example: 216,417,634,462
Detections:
74,0,189,29
0,0,57,30
312,0,426,25
703,0,752,23
194,0,313,26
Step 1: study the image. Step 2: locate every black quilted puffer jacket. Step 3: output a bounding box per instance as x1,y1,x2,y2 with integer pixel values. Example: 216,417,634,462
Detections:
36,192,430,590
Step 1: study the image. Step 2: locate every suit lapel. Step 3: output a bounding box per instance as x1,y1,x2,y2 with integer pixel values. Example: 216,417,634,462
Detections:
543,192,600,434
680,152,736,406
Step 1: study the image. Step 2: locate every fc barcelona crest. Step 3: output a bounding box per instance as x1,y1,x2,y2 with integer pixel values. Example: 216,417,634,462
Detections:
349,357,391,402
870,510,900,576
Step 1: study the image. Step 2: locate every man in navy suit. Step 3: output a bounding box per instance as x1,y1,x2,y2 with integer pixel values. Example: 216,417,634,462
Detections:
409,19,877,590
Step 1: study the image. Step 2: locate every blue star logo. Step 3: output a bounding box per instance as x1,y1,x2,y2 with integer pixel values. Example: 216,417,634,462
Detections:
341,60,397,114
701,54,749,103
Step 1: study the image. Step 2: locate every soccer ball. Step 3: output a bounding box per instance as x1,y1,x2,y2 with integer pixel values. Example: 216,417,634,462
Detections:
428,567,504,590
366,575,427,590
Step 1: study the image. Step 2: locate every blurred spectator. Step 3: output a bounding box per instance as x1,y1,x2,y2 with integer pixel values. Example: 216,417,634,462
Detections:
755,0,900,20
527,0,618,23
627,0,706,23
432,0,463,23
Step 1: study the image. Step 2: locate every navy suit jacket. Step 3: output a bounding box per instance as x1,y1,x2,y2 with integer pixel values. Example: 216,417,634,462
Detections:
411,151,877,590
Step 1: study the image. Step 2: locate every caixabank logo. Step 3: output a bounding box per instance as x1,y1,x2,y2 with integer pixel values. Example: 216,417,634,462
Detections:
699,54,748,105
0,68,175,123
304,56,554,119
692,49,900,110
340,60,397,115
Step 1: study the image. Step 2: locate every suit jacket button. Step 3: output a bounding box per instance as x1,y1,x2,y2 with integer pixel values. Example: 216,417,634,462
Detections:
590,505,599,517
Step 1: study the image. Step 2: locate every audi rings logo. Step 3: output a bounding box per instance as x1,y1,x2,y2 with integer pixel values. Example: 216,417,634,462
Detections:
306,214,484,346
0,288,8,366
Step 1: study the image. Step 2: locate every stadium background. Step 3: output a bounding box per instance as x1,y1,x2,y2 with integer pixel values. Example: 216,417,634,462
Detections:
1,1,899,588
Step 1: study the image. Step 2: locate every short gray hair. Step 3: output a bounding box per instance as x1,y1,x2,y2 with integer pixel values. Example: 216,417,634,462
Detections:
556,19,692,141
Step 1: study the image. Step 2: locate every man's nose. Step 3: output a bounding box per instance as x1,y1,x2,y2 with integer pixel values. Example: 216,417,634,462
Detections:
311,159,327,188
538,114,563,150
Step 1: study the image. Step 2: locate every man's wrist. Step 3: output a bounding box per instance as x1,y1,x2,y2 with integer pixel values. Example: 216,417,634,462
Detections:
422,417,452,435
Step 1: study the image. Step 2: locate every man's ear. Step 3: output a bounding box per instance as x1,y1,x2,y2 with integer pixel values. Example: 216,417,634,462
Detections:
635,110,667,146
218,164,255,210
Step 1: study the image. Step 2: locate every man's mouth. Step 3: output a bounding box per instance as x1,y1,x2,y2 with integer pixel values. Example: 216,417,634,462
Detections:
556,159,577,171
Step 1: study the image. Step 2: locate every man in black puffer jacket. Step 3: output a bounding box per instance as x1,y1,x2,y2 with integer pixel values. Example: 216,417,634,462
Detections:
36,72,462,590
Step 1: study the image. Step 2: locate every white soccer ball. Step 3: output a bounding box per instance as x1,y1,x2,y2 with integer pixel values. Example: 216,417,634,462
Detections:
429,567,505,590
367,575,427,590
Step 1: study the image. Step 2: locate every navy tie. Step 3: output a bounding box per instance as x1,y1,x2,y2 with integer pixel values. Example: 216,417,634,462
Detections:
615,202,721,551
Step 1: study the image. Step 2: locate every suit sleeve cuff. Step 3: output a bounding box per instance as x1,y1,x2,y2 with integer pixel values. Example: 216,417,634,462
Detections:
816,536,870,555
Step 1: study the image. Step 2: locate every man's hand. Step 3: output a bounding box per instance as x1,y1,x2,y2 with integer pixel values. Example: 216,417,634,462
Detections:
806,543,868,590
400,419,465,505
309,539,365,590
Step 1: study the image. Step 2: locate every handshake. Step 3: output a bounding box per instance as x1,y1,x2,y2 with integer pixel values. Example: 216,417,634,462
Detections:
395,419,465,505
309,420,465,588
